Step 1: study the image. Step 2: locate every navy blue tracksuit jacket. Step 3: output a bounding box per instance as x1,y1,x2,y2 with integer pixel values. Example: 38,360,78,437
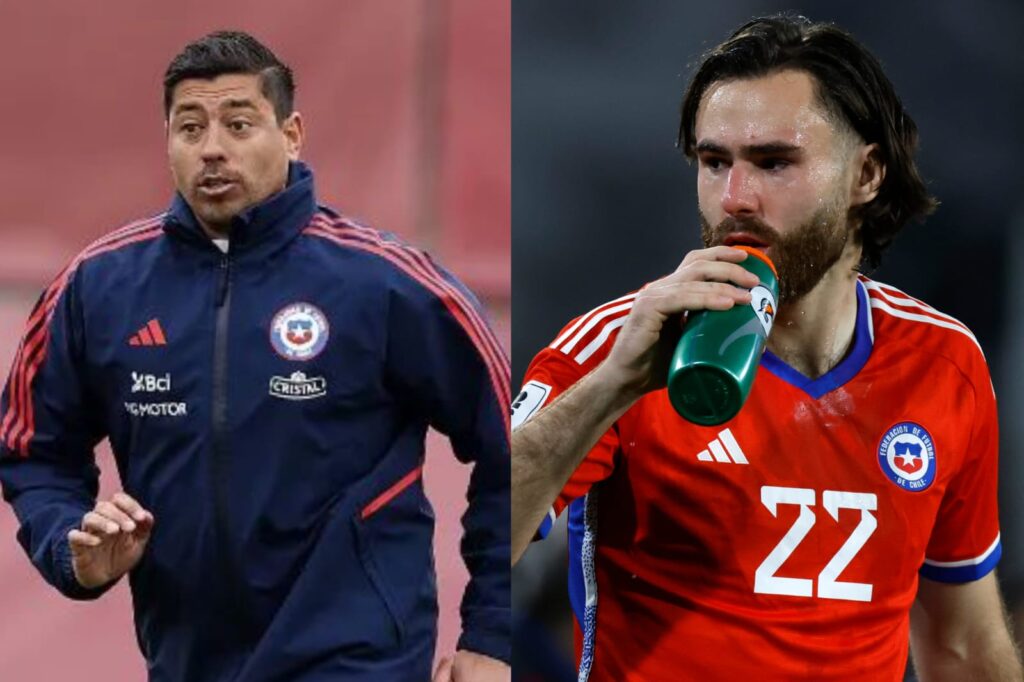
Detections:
0,162,510,681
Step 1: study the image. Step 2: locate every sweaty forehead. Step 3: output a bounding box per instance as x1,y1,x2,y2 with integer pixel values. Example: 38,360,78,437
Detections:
170,74,267,112
695,70,833,148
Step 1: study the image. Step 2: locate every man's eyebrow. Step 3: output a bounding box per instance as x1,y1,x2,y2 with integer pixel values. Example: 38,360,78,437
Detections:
743,142,802,156
170,99,259,117
220,98,259,112
695,140,803,156
170,102,204,117
695,140,729,156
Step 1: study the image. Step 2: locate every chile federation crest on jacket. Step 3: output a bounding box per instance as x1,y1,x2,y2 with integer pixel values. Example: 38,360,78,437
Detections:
270,302,330,361
878,421,936,492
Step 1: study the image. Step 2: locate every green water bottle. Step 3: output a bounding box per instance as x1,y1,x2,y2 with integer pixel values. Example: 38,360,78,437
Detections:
667,246,779,425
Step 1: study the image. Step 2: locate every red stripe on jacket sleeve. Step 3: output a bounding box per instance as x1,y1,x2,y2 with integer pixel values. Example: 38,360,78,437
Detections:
1,221,164,455
304,217,511,436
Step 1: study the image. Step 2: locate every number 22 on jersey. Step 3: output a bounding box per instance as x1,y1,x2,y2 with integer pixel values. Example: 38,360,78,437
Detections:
755,486,878,602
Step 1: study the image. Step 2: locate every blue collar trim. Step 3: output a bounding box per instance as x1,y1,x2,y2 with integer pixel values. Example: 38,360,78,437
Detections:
761,280,873,399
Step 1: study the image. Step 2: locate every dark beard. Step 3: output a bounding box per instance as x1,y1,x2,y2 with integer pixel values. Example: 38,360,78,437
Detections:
699,203,849,305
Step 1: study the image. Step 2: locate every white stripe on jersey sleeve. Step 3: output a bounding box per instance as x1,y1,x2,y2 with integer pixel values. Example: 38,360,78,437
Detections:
868,298,983,355
574,316,629,364
923,533,1001,568
559,302,635,354
863,280,972,330
549,293,638,349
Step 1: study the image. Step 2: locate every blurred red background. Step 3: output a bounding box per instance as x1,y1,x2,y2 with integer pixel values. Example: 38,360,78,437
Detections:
0,0,509,677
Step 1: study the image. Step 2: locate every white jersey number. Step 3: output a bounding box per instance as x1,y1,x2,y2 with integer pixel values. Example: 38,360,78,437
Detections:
754,486,877,602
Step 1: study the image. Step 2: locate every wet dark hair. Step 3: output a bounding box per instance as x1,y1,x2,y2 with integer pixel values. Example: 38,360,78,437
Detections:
678,15,937,269
163,30,295,124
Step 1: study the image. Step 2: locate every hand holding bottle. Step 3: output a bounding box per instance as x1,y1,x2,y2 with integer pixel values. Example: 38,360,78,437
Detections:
667,246,778,425
598,246,760,403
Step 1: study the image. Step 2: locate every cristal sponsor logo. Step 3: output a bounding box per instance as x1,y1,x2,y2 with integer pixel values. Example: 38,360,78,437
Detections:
131,372,172,393
269,371,328,400
124,402,188,417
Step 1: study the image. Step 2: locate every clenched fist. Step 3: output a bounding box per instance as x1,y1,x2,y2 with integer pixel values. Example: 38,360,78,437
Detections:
67,491,154,589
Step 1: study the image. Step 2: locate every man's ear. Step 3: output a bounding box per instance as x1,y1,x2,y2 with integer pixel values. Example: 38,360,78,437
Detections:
282,112,304,160
850,142,885,208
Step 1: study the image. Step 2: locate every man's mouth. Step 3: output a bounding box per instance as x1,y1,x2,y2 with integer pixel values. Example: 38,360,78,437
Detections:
196,176,238,198
722,232,771,249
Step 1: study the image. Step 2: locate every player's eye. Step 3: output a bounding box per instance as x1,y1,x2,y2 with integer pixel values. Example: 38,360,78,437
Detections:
700,156,729,172
758,158,791,171
179,122,203,136
228,120,252,133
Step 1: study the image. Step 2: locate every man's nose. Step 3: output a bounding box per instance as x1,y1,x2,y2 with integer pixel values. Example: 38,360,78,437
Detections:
199,123,227,162
721,164,759,217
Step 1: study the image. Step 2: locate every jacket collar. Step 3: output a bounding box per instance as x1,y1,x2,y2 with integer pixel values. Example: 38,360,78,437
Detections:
163,160,317,257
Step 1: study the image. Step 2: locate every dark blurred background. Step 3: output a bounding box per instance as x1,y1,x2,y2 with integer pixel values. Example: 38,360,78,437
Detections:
0,1,508,677
511,1,1024,680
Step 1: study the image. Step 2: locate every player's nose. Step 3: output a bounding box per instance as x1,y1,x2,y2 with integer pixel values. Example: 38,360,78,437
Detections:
721,164,759,217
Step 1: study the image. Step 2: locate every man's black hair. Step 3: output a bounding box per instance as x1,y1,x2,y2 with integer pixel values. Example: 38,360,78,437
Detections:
679,15,937,270
164,30,294,123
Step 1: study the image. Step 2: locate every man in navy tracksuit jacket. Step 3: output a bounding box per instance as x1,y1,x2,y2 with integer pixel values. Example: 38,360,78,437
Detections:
0,32,509,681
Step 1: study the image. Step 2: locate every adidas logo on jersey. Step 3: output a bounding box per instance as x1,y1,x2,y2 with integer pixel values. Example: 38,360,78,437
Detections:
128,319,168,347
695,428,748,464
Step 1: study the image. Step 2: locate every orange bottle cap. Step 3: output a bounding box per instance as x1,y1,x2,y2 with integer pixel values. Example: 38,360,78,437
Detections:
731,245,777,278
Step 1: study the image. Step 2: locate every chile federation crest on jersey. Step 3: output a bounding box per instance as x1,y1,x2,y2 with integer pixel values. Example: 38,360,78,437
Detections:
878,421,936,492
270,302,330,361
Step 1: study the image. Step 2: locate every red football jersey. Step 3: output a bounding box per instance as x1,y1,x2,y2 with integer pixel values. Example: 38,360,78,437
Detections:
515,277,1001,681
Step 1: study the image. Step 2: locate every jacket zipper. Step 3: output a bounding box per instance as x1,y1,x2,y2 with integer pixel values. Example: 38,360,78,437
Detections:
210,252,255,641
